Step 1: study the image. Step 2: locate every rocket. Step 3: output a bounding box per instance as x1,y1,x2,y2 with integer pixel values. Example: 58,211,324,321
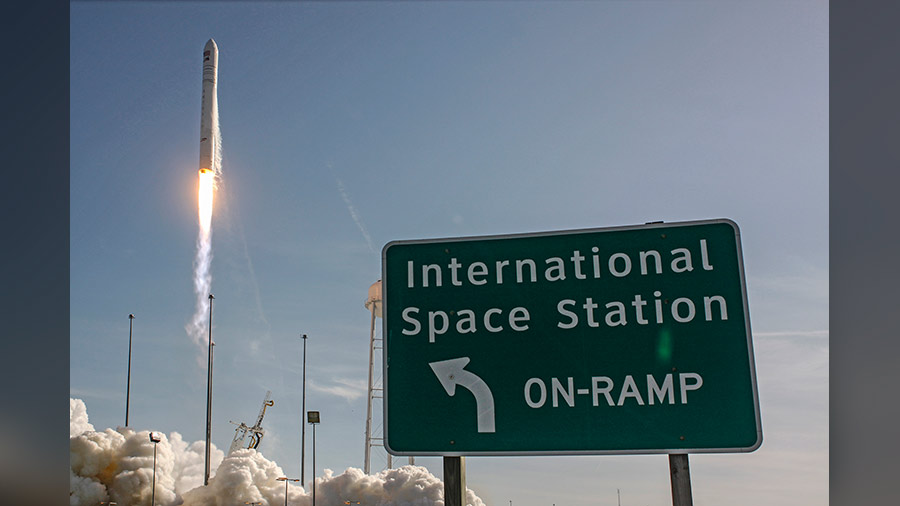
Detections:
199,39,218,174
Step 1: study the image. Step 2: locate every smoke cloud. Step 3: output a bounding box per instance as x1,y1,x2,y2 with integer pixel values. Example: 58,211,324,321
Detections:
70,398,94,437
71,398,486,506
70,399,225,506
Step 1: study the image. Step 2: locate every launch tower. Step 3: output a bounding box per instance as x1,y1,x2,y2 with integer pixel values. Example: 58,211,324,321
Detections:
229,390,274,454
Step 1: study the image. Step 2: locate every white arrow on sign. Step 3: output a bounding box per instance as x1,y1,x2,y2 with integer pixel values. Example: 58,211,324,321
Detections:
429,357,496,433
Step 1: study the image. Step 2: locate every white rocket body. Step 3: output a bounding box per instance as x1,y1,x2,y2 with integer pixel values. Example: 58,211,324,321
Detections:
199,39,218,174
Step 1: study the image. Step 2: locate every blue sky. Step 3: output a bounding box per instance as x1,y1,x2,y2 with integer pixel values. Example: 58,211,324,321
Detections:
70,2,828,505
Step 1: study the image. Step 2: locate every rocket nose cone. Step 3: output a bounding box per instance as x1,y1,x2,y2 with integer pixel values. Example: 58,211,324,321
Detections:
205,39,218,53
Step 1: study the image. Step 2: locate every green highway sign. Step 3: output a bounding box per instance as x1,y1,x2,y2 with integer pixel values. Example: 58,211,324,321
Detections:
382,219,761,455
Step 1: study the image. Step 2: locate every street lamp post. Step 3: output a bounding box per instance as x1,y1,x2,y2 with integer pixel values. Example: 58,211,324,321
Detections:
276,477,300,506
300,333,308,486
150,432,161,506
308,411,320,506
125,314,134,427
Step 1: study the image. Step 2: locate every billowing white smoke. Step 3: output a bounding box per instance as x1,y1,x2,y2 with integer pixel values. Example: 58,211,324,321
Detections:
70,398,225,506
71,399,485,506
314,467,486,506
186,97,221,354
70,398,94,437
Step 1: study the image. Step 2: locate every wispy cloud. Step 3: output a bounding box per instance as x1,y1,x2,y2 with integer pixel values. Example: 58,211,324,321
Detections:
308,378,367,402
69,388,120,401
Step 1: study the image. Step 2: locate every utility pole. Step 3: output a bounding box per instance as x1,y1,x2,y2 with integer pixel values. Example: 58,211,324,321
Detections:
300,333,308,486
125,314,134,427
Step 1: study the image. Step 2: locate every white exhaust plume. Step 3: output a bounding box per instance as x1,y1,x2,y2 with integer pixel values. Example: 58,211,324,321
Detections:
70,398,485,506
186,98,222,357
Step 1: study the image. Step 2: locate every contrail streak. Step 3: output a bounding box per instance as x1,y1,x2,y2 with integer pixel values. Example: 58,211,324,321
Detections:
334,172,375,253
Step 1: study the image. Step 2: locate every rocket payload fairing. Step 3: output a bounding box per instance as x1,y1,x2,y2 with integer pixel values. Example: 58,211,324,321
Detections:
199,39,218,174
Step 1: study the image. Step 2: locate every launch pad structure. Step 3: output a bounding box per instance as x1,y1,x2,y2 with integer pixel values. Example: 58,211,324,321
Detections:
229,390,275,454
364,280,413,473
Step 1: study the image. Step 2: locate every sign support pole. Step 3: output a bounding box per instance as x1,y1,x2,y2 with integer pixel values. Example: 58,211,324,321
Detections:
668,453,693,506
443,456,466,506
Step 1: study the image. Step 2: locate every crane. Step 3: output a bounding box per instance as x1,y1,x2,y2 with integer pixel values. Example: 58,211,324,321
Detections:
228,390,274,454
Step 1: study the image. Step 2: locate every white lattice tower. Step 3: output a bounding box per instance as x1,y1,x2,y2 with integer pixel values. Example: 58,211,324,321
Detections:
364,280,414,474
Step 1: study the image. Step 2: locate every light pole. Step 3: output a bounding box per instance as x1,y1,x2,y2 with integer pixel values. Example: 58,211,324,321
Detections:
125,314,134,427
308,411,320,506
300,333,308,486
150,431,161,506
276,477,300,506
204,293,215,486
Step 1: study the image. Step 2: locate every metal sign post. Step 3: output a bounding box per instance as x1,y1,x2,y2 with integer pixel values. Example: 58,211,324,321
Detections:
443,456,466,506
669,453,693,506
